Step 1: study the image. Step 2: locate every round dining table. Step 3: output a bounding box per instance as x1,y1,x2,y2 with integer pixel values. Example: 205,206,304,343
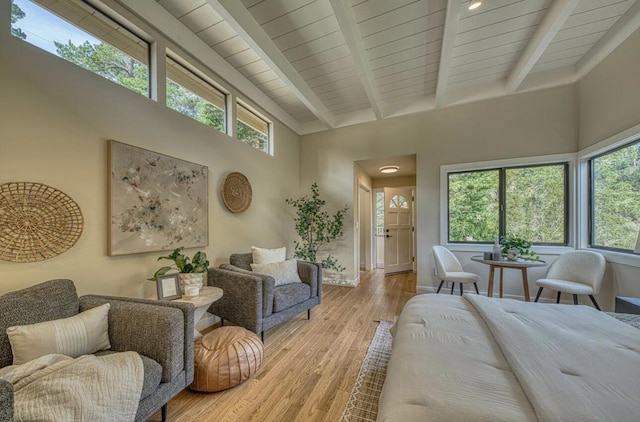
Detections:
470,256,546,301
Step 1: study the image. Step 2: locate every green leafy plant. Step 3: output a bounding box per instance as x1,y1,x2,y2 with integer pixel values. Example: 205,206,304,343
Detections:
500,235,540,261
286,183,349,272
148,247,209,281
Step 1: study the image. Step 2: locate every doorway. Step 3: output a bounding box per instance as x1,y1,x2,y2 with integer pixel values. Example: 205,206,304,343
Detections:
358,185,372,271
384,187,414,274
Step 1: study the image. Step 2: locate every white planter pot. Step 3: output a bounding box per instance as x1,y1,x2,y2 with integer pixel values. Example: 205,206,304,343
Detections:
179,273,203,297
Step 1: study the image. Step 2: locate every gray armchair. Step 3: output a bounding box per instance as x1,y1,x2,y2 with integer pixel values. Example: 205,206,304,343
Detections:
0,279,194,422
207,253,322,341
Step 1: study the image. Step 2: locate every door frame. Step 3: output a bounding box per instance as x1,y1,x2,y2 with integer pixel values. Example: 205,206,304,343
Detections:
358,184,373,271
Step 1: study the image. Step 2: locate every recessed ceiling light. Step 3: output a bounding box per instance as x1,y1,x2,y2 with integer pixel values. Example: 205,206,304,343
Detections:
469,1,482,10
379,165,399,174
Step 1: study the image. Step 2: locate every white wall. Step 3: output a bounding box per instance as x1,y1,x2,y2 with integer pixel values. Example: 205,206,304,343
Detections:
0,32,300,298
301,85,578,291
577,27,640,305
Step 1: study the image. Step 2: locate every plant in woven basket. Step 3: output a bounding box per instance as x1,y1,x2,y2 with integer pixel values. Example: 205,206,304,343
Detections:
148,247,210,281
286,183,348,272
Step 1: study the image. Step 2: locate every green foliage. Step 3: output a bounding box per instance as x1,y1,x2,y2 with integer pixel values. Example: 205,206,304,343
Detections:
500,235,540,261
237,120,268,152
448,170,499,241
286,183,348,272
54,40,149,96
592,143,640,249
166,80,225,131
149,247,209,281
11,3,26,40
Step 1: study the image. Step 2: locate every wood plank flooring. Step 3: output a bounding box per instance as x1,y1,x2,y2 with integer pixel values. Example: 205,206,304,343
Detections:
150,270,416,422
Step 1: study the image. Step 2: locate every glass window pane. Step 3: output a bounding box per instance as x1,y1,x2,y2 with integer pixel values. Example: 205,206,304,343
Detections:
591,142,640,250
237,103,269,153
506,165,566,243
398,195,408,209
166,56,226,132
448,170,499,242
389,195,398,208
12,0,149,97
376,192,384,236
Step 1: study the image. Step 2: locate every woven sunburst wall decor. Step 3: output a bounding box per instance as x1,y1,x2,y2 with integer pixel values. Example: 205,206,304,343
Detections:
0,182,84,262
222,172,252,213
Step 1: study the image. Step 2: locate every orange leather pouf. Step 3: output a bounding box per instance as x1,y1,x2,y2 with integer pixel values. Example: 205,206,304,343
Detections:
191,326,264,392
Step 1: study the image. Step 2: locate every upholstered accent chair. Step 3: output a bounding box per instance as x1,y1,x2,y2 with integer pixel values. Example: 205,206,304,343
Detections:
534,250,606,309
433,245,481,295
207,253,322,341
0,279,194,422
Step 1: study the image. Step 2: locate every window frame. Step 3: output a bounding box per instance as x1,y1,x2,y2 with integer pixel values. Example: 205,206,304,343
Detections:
11,0,152,98
587,137,640,254
441,153,576,254
236,99,272,155
165,52,228,133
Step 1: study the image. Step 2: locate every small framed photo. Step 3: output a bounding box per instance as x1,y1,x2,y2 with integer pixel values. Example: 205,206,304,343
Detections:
156,274,182,301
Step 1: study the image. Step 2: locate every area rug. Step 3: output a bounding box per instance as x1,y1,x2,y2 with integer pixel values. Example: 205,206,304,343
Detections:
340,320,394,422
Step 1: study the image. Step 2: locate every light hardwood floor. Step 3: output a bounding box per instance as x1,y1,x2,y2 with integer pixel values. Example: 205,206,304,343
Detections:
150,270,416,422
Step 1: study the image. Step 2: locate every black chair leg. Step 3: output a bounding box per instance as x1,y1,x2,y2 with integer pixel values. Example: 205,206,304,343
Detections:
161,404,167,422
534,287,543,302
220,318,224,326
556,291,562,303
589,295,602,311
436,280,445,294
474,283,479,294
573,294,579,305
450,283,455,295
261,331,264,342
308,309,311,320
459,283,463,296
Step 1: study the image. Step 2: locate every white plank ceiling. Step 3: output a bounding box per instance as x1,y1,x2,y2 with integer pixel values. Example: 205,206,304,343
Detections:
141,0,640,134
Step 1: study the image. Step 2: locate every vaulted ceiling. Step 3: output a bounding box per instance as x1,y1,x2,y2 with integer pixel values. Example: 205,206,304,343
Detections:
123,0,640,134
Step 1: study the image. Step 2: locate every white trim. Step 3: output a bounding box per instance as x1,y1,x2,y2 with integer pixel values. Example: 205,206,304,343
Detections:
577,122,640,266
440,153,577,247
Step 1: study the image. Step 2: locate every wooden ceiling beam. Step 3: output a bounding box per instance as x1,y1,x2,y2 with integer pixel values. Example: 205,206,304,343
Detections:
505,0,580,94
576,0,640,79
328,0,384,120
434,0,462,108
207,0,336,129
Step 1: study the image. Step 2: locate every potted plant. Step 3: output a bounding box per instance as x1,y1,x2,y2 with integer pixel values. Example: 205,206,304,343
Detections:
149,247,210,295
499,236,539,261
286,183,348,272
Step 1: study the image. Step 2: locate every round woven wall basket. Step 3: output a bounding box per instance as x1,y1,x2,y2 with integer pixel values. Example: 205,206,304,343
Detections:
0,182,83,263
222,172,252,213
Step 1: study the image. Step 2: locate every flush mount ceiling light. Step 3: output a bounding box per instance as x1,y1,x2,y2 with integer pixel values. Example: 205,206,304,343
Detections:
379,165,399,174
469,1,482,10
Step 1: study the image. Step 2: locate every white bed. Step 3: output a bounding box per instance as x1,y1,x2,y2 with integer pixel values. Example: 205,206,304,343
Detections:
377,294,640,422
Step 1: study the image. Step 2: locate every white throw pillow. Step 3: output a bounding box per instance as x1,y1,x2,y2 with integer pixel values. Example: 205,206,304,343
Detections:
6,303,111,365
251,246,286,264
251,259,302,286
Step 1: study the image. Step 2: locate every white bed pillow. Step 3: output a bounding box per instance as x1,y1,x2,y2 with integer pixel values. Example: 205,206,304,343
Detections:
251,246,286,264
6,303,111,365
251,259,302,286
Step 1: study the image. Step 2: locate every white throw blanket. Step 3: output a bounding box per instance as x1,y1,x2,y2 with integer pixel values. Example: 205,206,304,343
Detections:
465,295,640,422
0,352,143,422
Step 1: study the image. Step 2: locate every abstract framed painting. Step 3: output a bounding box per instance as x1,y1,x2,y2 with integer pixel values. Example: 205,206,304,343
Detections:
108,140,208,256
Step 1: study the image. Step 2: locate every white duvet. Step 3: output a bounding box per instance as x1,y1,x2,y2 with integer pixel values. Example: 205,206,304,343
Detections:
377,294,640,422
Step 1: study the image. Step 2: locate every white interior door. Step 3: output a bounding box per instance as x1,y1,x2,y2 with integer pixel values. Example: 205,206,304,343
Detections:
384,187,413,274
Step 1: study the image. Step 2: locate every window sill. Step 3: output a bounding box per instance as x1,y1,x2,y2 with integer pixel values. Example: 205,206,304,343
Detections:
444,244,574,256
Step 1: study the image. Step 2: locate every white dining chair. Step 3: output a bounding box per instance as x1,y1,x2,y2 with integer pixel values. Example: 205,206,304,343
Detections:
432,245,480,295
533,250,605,310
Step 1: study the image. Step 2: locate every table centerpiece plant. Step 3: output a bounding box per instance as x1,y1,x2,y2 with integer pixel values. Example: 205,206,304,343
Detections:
149,247,210,294
500,235,540,261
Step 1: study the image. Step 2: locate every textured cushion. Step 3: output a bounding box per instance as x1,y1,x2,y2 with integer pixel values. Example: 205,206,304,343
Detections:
251,246,286,264
446,271,480,283
0,279,79,369
251,259,302,286
7,303,111,365
536,278,595,295
273,283,311,312
191,327,263,392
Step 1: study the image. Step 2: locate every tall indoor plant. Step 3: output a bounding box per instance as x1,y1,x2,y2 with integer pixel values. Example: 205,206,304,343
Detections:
149,247,210,292
286,183,348,272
